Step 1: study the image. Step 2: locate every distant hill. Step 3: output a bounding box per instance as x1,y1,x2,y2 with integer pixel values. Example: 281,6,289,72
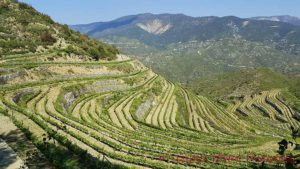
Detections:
251,15,300,26
70,13,300,83
0,0,119,60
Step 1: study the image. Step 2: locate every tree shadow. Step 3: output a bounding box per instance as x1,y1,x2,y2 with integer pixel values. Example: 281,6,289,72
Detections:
1,128,127,169
0,129,52,169
0,139,22,169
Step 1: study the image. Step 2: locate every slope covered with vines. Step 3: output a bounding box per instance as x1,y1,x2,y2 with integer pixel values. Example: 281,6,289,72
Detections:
1,51,299,168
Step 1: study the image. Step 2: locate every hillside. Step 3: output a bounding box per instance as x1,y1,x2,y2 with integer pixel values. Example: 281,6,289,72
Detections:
2,1,300,169
189,68,300,103
0,0,119,60
188,68,300,128
71,13,300,83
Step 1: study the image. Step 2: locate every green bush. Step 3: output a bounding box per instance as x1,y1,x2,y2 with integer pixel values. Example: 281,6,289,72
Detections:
88,47,101,60
0,2,9,14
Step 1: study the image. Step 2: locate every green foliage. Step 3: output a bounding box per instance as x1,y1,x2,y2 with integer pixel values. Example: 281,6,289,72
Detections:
62,45,81,55
0,1,10,14
88,47,101,60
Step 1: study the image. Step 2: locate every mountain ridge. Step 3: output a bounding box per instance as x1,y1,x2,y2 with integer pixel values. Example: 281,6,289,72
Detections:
70,13,300,49
70,13,300,83
71,14,300,30
251,15,300,26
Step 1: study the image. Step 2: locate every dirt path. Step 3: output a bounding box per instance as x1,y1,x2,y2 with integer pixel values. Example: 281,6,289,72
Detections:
0,114,53,169
0,139,25,169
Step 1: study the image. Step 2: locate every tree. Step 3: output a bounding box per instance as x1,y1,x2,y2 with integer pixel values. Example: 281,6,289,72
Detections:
278,139,288,155
276,126,300,168
291,126,299,143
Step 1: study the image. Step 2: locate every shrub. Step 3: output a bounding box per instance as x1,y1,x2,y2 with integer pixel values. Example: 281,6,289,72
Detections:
61,24,72,37
63,45,85,56
19,17,29,25
0,2,9,14
88,47,101,60
41,14,55,24
40,31,56,44
27,23,49,34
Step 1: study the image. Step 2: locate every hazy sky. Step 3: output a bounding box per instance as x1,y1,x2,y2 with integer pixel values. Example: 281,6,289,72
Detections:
20,0,300,25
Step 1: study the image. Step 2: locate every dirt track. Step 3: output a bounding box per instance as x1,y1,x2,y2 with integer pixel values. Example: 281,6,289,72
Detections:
0,115,26,169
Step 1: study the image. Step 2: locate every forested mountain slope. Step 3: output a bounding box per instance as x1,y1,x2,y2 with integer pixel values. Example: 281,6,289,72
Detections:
71,13,300,83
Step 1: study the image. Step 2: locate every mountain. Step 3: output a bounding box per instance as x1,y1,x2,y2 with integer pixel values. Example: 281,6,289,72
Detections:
251,15,300,26
71,13,300,83
71,13,300,48
2,1,300,169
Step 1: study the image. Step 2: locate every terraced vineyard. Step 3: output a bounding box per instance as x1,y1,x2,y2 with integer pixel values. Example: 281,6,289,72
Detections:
1,1,300,168
1,51,299,168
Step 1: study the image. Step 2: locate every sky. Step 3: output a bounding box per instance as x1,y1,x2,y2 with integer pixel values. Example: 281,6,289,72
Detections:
20,0,300,25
